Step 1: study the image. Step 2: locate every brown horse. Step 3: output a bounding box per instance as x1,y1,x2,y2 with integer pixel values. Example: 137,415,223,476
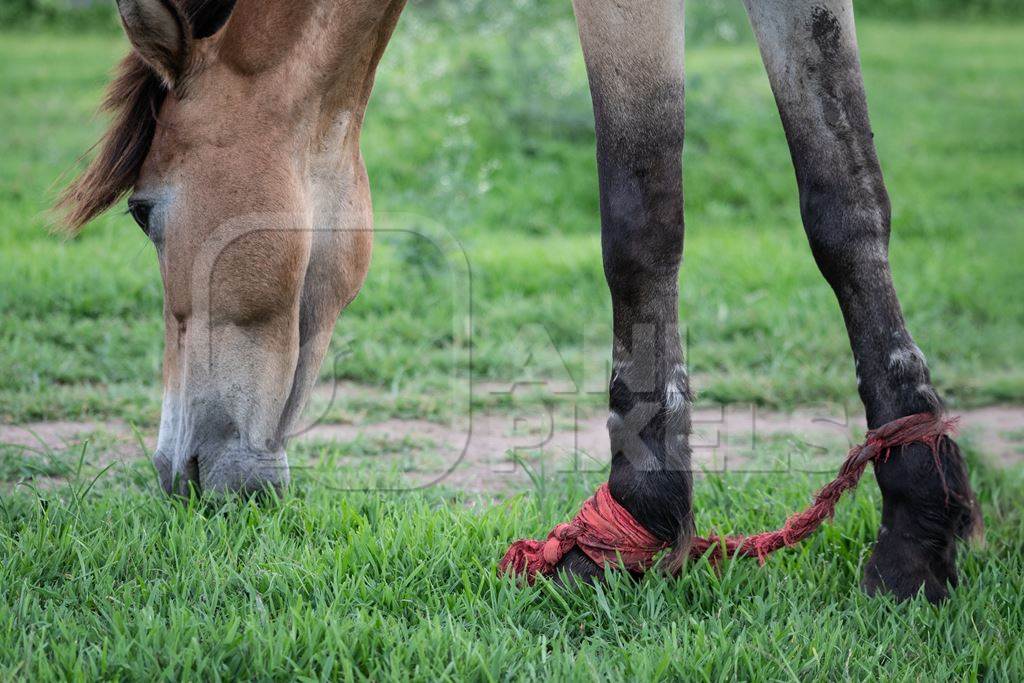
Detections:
60,0,978,602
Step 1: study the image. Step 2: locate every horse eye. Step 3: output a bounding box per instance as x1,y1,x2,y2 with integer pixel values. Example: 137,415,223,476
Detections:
127,199,153,236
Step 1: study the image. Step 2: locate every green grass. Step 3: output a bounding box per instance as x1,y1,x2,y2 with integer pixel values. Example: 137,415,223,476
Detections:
0,443,73,482
0,14,1022,424
0,441,1020,679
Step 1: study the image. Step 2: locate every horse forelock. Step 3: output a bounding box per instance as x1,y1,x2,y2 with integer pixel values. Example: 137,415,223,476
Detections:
56,52,166,233
56,0,237,233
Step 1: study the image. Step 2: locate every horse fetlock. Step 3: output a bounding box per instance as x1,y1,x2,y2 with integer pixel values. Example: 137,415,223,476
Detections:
874,439,974,528
607,463,693,547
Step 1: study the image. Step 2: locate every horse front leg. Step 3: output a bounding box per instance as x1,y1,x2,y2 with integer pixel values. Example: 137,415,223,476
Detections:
557,0,693,580
743,0,980,602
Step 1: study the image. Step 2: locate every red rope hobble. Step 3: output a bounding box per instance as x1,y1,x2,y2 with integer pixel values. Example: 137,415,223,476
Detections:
499,483,669,582
499,412,958,582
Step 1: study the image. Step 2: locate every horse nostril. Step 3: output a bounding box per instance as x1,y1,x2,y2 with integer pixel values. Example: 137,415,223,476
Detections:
175,453,201,498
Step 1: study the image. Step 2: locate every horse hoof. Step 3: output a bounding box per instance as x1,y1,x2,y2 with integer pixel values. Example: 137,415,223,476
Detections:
550,548,605,587
861,438,977,604
861,527,955,604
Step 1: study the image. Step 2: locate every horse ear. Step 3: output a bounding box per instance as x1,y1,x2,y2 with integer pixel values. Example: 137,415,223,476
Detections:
185,0,237,39
116,0,191,86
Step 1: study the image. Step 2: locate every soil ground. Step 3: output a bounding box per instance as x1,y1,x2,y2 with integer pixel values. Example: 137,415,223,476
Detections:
3,392,1020,494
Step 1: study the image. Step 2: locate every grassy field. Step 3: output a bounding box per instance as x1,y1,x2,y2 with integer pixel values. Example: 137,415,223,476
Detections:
0,437,1021,679
1,5,1023,681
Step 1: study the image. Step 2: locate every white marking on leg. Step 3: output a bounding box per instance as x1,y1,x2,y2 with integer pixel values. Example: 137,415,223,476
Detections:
664,384,686,415
912,343,927,364
664,364,689,416
888,345,926,373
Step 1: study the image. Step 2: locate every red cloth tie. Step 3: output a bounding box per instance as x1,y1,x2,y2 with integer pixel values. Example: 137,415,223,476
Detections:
499,483,669,581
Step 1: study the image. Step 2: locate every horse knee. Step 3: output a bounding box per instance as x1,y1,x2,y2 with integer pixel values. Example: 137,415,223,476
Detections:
800,177,891,280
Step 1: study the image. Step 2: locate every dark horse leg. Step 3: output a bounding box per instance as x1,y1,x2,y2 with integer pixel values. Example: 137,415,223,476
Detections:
557,0,692,580
743,0,979,602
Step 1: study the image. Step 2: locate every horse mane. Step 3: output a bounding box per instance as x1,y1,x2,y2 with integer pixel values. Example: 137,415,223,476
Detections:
56,0,236,233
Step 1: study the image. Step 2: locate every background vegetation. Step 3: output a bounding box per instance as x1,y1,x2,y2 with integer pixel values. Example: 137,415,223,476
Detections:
2,0,1023,33
1,5,1021,424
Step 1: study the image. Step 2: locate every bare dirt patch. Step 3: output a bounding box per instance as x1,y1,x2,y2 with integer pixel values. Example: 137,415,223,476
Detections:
2,404,1022,494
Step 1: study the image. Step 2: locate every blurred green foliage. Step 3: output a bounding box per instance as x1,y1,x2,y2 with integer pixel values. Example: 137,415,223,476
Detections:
858,0,1023,17
0,0,119,30
1,0,1020,34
